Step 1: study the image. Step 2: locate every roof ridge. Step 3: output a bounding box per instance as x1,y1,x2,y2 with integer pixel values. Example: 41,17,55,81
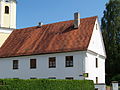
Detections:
15,16,97,31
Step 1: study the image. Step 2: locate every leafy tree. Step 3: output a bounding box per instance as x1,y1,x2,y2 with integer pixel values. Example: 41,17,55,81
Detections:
101,0,120,84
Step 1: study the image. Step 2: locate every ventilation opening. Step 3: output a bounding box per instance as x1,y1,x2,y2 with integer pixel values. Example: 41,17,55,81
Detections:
5,6,9,14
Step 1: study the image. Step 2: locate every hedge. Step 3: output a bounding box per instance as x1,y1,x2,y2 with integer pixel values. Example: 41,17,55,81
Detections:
0,79,94,90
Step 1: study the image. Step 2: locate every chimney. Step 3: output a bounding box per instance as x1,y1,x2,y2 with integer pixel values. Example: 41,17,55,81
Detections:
74,12,80,28
38,22,43,27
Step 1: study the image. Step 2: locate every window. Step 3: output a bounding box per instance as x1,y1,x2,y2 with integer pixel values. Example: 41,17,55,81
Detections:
48,77,56,79
5,0,9,2
66,56,73,67
96,58,98,68
30,77,37,79
65,77,74,80
5,6,9,14
49,57,56,68
30,59,36,69
95,88,98,90
96,24,98,30
96,77,98,84
13,78,19,79
13,60,18,69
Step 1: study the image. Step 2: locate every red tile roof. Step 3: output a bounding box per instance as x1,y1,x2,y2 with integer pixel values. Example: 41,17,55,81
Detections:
0,16,97,58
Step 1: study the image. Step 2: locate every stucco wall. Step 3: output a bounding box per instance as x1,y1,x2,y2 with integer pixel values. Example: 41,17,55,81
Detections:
86,19,106,84
88,19,106,57
85,51,105,84
0,51,86,80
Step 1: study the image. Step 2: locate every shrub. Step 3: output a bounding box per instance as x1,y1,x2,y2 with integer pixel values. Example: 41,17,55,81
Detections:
0,79,94,90
111,74,120,81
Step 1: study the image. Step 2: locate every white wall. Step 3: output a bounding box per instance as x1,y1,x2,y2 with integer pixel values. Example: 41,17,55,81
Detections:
86,19,106,84
0,51,105,85
0,51,86,80
88,19,106,58
85,51,105,84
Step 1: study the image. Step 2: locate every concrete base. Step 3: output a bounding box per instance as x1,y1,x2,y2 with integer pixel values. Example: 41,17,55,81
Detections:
95,83,106,90
111,81,118,90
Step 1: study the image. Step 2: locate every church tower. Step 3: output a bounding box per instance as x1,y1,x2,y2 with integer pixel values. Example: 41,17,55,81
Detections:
0,0,16,47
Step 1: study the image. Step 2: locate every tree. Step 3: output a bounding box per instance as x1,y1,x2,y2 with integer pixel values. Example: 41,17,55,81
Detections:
101,0,120,84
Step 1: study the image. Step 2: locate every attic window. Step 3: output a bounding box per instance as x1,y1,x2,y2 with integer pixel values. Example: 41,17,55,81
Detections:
5,6,9,14
96,24,98,30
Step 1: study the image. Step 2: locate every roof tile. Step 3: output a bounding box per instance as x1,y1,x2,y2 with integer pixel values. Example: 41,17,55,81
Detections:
0,16,97,57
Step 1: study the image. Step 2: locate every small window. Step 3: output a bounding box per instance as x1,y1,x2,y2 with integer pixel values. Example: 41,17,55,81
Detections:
49,57,56,68
30,59,36,69
5,0,9,2
5,6,9,14
30,77,37,79
96,24,98,30
95,88,98,90
66,56,73,67
13,60,18,69
13,78,19,79
96,77,98,84
48,77,56,79
66,77,74,80
96,58,98,68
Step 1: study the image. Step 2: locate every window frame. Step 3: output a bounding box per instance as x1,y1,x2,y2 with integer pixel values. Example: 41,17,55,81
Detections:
65,56,73,67
13,60,19,69
49,57,56,68
30,59,37,69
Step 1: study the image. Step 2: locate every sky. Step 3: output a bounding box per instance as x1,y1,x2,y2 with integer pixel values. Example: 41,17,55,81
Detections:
16,0,109,29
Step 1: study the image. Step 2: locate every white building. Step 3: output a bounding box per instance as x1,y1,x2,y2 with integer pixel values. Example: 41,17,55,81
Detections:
0,1,106,90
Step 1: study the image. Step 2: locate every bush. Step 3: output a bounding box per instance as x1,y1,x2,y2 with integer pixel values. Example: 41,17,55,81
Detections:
111,74,120,81
0,79,94,90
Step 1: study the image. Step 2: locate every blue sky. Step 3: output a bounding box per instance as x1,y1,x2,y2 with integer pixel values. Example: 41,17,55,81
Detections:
17,0,109,29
